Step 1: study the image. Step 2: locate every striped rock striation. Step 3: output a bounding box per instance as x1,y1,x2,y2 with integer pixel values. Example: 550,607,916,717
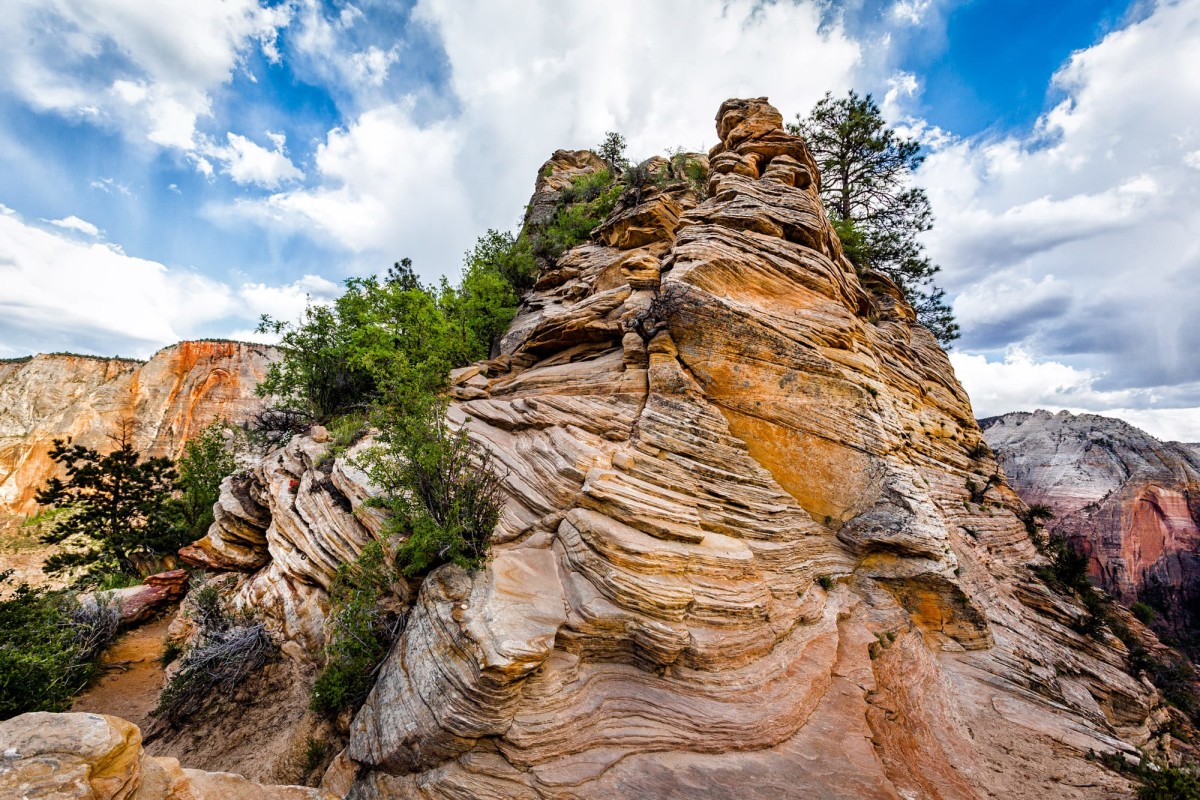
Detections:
983,409,1200,640
178,99,1172,798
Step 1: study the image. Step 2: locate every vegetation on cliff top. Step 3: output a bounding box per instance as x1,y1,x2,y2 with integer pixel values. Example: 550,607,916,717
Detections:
789,90,958,345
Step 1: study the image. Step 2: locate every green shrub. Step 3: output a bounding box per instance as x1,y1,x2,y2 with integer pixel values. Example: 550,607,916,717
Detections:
175,421,239,542
535,170,622,259
1138,763,1200,799
310,541,400,717
0,578,119,719
359,402,506,577
817,575,835,591
1132,601,1156,625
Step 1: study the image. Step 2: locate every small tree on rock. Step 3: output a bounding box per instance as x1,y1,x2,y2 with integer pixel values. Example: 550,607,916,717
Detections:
789,90,959,345
36,420,183,583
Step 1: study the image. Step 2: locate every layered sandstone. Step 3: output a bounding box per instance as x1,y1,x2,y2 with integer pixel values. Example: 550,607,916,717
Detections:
175,99,1173,798
0,712,332,800
983,409,1200,613
0,341,274,533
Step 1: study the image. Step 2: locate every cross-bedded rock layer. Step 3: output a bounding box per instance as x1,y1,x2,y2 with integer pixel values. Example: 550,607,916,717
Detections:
185,99,1168,798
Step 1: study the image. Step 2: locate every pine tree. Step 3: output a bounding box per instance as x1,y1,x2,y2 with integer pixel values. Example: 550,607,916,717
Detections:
789,91,959,344
36,420,183,582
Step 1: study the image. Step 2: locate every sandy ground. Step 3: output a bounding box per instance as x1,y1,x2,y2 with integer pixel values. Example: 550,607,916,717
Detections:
72,612,173,730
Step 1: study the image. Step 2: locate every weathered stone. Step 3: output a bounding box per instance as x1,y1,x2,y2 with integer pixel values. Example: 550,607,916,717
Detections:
985,409,1200,632
0,712,330,800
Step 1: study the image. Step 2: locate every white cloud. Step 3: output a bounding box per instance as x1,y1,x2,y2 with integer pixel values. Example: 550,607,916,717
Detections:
238,274,341,323
914,0,1200,406
204,131,303,188
236,0,862,277
349,45,402,87
89,177,131,196
0,206,334,358
46,215,102,237
889,0,934,26
951,348,1200,441
1,0,291,154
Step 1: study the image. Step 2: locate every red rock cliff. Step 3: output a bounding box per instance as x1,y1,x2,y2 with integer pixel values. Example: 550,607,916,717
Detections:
0,340,276,521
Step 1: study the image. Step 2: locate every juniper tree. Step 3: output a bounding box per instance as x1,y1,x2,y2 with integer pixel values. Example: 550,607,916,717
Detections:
789,90,959,344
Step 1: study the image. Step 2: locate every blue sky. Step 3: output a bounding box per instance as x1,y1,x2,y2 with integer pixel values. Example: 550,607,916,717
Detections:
2,0,1199,440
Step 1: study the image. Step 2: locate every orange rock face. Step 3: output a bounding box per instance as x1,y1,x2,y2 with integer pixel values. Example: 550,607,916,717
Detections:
0,340,275,523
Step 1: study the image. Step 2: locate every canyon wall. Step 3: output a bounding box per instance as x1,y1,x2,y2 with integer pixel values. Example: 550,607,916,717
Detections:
0,340,276,522
173,99,1174,798
983,409,1200,637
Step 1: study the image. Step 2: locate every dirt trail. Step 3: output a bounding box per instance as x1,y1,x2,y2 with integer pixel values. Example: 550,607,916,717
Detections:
72,612,173,730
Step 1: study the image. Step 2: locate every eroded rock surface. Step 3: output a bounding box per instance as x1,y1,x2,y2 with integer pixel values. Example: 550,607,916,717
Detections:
984,409,1200,631
0,340,274,533
0,712,330,800
157,100,1171,798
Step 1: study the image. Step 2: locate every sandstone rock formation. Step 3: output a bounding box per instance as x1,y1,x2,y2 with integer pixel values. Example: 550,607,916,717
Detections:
175,99,1175,798
983,409,1200,629
0,340,275,521
0,711,331,799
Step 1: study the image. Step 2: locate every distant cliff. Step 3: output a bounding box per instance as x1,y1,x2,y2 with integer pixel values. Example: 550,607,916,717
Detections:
983,409,1200,644
0,340,275,522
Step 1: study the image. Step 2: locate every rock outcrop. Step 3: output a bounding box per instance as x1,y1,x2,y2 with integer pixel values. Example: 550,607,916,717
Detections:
983,409,1200,629
181,99,1173,798
0,340,275,521
0,712,331,800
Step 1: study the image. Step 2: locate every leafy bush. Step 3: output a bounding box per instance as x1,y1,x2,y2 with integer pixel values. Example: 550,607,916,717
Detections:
0,578,119,719
310,540,401,717
1139,765,1200,800
359,402,506,577
155,580,273,726
1132,601,1156,625
535,170,622,260
175,421,239,542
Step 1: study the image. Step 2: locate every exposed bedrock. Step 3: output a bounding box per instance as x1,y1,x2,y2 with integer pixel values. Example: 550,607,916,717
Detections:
174,99,1169,798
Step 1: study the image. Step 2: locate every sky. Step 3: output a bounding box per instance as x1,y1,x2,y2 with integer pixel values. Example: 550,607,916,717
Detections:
1,0,1199,441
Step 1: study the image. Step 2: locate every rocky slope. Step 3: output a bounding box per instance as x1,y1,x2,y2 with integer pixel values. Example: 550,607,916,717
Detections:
169,99,1178,798
0,340,274,524
983,409,1200,636
0,712,332,799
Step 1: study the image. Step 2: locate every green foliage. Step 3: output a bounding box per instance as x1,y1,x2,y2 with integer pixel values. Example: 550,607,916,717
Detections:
1018,502,1055,544
155,579,273,726
463,228,537,292
596,130,628,172
175,421,238,543
817,575,835,591
358,402,506,577
310,540,400,717
789,90,958,344
1138,765,1200,800
36,422,184,584
0,577,119,719
303,736,329,773
1132,601,1156,625
256,246,533,425
535,170,622,260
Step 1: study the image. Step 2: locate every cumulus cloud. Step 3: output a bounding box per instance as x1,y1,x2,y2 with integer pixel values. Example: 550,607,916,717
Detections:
204,131,303,188
47,215,102,237
905,0,1200,425
0,207,333,358
1,0,290,155
235,0,862,276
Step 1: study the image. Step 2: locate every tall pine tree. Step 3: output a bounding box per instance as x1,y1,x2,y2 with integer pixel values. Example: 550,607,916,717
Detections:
789,91,959,345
